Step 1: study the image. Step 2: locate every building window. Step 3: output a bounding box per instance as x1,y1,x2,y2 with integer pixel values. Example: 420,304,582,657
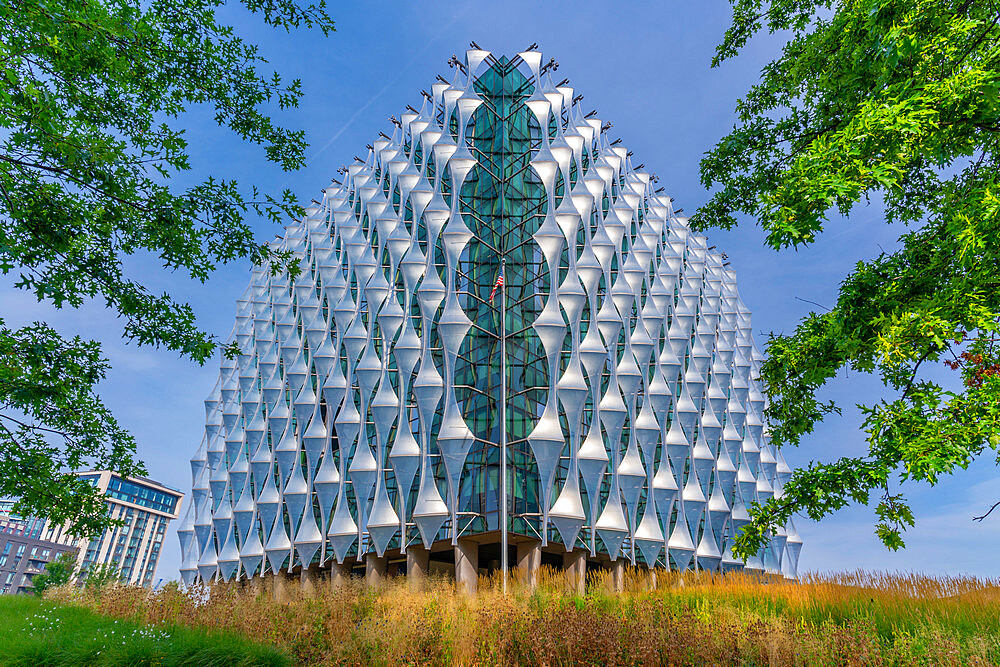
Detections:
105,477,180,514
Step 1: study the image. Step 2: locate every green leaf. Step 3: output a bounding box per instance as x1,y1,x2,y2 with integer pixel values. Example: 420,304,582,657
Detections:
705,0,1000,555
0,0,334,531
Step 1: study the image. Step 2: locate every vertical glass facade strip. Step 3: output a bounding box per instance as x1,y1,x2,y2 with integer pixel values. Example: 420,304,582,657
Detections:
452,58,547,537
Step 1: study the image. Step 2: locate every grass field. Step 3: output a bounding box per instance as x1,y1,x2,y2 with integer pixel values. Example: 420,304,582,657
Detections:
39,569,1000,665
0,592,289,666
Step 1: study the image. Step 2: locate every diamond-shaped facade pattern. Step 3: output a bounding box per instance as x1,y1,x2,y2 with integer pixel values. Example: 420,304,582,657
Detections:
178,48,801,585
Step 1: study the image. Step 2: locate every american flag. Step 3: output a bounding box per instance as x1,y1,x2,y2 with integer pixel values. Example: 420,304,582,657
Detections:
489,266,504,303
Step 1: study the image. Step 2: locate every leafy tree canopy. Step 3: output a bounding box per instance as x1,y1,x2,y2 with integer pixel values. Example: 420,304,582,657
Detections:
81,562,123,592
32,550,77,596
0,0,332,535
695,0,1000,558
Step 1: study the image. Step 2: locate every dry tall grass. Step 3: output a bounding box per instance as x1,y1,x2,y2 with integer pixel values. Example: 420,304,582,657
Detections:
47,569,1000,666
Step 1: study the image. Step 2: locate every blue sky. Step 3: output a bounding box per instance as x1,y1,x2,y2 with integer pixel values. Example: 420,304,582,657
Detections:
5,0,998,582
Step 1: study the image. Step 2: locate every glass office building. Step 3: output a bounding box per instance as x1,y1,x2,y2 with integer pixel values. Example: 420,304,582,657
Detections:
179,48,801,588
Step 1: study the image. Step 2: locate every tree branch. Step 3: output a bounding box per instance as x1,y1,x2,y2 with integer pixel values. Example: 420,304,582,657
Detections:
973,501,1000,522
0,412,75,440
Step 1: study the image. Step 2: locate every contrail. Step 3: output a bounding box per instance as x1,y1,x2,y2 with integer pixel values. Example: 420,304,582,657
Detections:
305,3,471,166
306,78,398,165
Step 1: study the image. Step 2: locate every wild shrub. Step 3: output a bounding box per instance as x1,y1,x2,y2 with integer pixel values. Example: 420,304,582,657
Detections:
44,570,1000,666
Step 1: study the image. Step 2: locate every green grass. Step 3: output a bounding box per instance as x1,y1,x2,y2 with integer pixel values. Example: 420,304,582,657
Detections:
0,594,289,667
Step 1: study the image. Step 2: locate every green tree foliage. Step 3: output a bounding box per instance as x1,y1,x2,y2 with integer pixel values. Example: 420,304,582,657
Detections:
81,563,122,592
695,0,1000,558
31,551,77,596
0,0,333,534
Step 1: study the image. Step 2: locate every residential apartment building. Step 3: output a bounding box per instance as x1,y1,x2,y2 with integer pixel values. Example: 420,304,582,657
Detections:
0,500,77,594
44,471,183,587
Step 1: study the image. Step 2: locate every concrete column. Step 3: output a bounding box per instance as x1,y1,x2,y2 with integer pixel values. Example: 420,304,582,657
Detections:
516,540,541,588
270,571,290,603
406,546,430,590
247,574,267,599
262,572,272,599
563,549,586,595
610,559,625,593
329,560,351,589
647,566,658,591
365,553,387,586
300,564,321,597
454,539,479,594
